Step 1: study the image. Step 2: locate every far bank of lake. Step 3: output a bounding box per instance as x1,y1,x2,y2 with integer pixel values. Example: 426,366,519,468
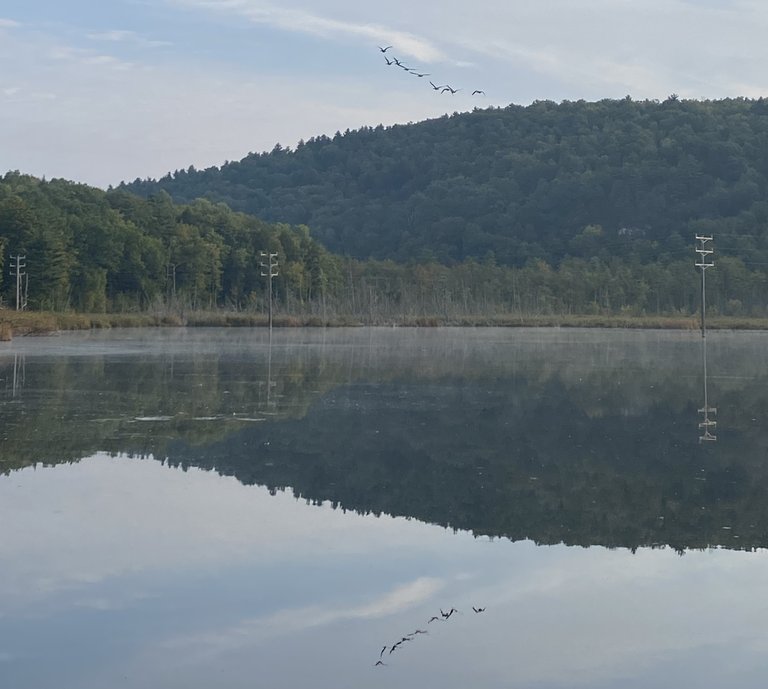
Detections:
2,308,768,338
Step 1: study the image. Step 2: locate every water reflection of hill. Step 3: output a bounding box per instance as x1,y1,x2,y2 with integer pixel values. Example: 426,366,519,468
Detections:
3,328,768,552
163,374,768,553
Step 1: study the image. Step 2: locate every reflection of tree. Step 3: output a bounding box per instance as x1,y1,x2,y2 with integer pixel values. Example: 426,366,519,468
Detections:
0,343,343,470
159,374,768,553
2,331,768,552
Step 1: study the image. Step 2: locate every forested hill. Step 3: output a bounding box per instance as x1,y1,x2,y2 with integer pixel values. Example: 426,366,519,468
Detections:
122,97,768,266
0,173,336,312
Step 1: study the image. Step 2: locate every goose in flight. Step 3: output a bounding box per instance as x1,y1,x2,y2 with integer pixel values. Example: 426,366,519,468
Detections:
472,90,485,96
378,45,392,53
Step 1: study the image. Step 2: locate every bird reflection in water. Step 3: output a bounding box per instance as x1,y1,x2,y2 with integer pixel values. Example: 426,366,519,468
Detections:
374,606,485,667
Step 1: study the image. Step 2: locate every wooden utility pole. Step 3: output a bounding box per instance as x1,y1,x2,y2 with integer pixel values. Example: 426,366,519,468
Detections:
260,251,279,330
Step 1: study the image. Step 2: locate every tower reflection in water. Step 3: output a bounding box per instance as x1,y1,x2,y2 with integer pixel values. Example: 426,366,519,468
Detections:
698,335,717,443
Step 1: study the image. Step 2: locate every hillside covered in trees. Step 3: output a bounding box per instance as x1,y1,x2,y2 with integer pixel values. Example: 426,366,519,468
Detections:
122,97,768,268
6,97,768,318
0,173,337,313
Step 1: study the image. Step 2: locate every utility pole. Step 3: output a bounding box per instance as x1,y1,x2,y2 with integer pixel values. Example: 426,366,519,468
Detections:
10,255,26,311
260,251,279,330
694,235,714,338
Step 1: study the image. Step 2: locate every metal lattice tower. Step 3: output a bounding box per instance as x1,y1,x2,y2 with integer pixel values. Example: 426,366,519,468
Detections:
259,251,279,330
694,235,714,338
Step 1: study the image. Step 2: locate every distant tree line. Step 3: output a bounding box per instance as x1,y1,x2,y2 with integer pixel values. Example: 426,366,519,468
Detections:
3,171,768,318
122,97,768,270
0,173,336,313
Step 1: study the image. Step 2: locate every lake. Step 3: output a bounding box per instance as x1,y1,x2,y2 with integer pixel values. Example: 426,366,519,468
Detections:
2,327,768,689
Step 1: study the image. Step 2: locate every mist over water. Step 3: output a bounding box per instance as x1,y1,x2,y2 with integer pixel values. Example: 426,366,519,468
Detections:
2,327,768,688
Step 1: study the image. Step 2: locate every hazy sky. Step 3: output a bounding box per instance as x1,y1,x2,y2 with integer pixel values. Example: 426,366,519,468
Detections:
1,0,767,188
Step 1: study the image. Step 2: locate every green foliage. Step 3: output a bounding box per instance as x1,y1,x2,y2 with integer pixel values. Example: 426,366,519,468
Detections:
122,97,768,269
0,173,337,312
10,95,768,318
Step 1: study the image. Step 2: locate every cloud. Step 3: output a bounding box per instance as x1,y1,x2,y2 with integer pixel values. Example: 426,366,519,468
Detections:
47,44,136,71
87,29,172,48
0,455,450,609
4,0,768,186
172,0,447,62
0,22,452,187
161,576,445,660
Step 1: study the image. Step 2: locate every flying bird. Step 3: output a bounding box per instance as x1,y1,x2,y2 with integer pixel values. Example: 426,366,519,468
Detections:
472,606,486,613
410,71,430,77
375,660,387,667
378,46,392,53
441,86,460,94
428,616,442,623
429,81,445,91
472,90,485,96
384,56,393,66
379,645,387,658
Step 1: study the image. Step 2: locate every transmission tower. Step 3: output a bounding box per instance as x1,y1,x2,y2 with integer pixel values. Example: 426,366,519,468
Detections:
9,255,26,311
694,235,714,338
259,251,279,330
694,235,716,441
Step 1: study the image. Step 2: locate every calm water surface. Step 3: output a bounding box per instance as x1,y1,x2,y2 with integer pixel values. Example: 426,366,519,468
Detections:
2,327,768,689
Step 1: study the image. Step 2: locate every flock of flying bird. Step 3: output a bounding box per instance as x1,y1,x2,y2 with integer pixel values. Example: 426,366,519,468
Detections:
373,605,486,667
378,46,485,97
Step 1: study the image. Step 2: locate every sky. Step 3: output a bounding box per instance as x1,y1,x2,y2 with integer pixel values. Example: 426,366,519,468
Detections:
1,0,768,188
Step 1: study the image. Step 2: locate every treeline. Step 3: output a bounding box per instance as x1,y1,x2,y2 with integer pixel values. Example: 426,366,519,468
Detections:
3,171,768,318
122,97,768,268
0,172,337,313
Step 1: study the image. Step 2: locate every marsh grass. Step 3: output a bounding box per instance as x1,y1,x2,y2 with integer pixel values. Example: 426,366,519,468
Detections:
2,308,767,336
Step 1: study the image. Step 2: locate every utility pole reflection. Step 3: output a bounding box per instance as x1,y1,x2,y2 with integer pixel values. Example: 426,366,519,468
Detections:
698,336,717,443
258,330,277,413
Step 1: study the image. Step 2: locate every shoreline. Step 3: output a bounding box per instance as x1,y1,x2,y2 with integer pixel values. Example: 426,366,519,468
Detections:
3,309,767,337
